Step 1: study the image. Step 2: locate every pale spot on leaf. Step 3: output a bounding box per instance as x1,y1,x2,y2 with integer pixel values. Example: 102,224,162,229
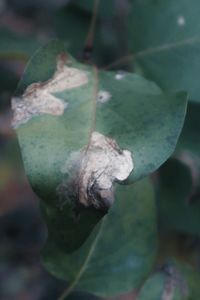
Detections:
97,90,112,103
115,71,126,80
177,15,186,27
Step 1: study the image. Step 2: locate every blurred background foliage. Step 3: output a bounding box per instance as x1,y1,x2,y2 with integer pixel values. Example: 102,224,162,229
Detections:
1,0,200,299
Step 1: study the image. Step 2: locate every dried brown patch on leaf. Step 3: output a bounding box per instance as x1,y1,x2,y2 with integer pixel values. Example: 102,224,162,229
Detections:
58,132,134,211
11,54,88,128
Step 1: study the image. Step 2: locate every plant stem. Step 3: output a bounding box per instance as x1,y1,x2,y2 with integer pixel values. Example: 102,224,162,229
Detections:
82,0,101,61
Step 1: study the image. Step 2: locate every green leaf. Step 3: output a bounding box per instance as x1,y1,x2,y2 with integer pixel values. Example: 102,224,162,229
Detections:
96,71,187,182
128,0,200,102
137,273,168,300
12,40,187,251
157,158,200,236
137,259,200,300
43,178,157,298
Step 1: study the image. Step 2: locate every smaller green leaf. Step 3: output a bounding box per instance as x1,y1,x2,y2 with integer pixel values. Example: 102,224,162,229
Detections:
138,259,200,300
42,178,157,298
137,273,167,300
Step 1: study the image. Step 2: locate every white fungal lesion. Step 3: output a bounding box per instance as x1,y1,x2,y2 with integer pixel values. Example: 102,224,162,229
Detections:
11,54,89,128
97,90,112,103
115,71,127,80
58,132,133,211
177,15,186,27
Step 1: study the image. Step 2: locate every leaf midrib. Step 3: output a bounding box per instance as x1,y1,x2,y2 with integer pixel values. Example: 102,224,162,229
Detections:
85,65,99,152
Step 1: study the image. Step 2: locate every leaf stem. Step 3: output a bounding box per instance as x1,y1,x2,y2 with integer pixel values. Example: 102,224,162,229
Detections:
82,0,101,61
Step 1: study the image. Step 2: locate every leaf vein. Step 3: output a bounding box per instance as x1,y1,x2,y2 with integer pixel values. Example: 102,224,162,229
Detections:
58,219,105,300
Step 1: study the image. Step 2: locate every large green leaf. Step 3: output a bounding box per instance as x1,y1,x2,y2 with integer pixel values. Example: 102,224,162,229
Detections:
128,0,200,102
137,259,200,300
12,40,187,251
43,178,157,298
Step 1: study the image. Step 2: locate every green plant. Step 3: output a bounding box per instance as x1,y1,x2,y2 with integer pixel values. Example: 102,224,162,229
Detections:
7,0,200,299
